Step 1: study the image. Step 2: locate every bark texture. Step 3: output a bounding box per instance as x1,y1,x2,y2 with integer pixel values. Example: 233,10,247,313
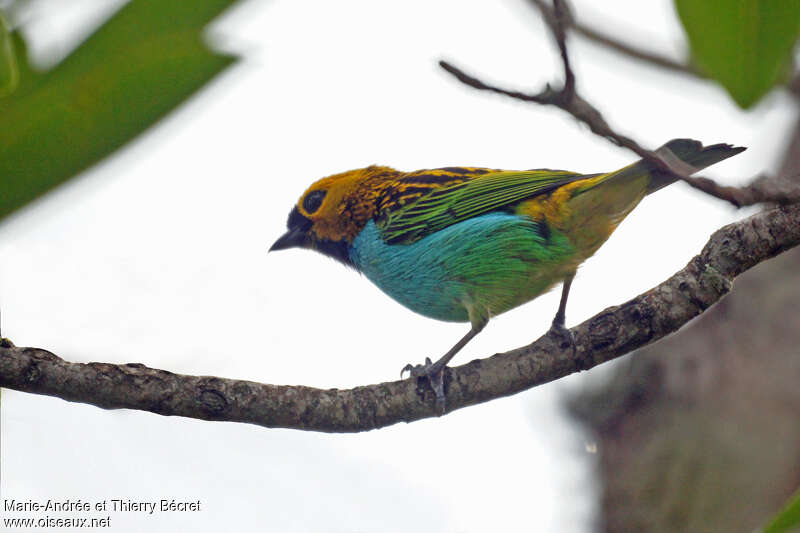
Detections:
1,204,799,432
569,122,800,532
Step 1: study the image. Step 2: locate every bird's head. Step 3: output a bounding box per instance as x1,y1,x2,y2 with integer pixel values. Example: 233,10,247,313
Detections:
270,165,398,265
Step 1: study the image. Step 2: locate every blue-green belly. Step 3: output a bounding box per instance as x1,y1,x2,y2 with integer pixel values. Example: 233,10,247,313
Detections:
348,214,576,324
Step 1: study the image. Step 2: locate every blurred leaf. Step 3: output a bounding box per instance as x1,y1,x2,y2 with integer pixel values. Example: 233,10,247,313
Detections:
0,12,18,96
0,0,241,221
675,0,800,109
762,486,800,533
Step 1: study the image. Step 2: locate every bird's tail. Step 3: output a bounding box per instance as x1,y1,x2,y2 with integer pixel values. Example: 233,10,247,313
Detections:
557,139,744,260
609,139,746,195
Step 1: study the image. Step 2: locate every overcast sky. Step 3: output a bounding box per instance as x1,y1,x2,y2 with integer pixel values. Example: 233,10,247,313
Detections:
1,0,796,531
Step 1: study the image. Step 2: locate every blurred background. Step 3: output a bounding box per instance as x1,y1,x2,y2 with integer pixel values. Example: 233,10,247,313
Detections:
0,0,798,531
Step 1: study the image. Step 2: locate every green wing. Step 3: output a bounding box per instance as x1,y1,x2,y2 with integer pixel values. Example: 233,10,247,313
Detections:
377,169,582,244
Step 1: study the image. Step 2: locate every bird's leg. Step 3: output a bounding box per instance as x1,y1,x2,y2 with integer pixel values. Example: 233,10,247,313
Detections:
401,321,486,412
552,273,573,329
547,272,576,352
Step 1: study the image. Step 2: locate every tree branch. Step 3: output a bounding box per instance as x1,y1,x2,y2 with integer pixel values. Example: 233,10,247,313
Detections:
2,204,799,432
527,0,701,78
442,0,800,207
529,0,800,100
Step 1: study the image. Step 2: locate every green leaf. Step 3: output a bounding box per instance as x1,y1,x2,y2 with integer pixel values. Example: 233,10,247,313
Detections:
0,0,242,221
0,12,18,96
762,486,800,533
675,0,800,109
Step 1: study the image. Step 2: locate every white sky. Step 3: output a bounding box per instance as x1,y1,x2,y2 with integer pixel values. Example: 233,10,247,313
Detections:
0,0,796,531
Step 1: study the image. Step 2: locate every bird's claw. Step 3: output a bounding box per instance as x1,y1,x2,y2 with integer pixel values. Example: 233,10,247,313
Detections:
547,321,576,355
400,357,446,414
400,357,433,379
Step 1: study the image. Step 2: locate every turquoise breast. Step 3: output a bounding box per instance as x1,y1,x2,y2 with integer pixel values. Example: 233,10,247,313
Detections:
348,213,576,324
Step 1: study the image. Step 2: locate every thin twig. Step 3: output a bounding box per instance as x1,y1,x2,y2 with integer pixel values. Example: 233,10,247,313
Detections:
439,59,642,152
440,0,800,207
551,0,575,98
528,0,701,78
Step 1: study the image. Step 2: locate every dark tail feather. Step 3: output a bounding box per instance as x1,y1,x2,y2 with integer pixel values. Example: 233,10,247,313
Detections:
645,138,746,194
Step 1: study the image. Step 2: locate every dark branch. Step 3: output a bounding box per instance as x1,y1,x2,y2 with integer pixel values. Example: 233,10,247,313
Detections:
528,0,701,78
2,205,799,432
530,0,799,100
439,59,641,154
441,0,800,207
550,0,575,98
544,0,799,100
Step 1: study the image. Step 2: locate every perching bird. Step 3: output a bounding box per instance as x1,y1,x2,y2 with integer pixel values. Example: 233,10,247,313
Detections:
270,139,744,406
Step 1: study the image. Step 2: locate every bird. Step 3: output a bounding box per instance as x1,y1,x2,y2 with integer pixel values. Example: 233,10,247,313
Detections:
270,139,744,408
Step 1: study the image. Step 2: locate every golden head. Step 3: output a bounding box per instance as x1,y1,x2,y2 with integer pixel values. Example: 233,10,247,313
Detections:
270,165,399,264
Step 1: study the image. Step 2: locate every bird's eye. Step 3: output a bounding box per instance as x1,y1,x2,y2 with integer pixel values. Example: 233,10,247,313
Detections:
303,190,326,214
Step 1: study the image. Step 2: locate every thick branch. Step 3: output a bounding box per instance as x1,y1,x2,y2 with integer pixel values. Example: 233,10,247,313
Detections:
1,205,799,432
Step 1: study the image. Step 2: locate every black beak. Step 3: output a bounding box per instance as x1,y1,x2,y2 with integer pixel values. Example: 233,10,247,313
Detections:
269,227,308,252
271,206,313,253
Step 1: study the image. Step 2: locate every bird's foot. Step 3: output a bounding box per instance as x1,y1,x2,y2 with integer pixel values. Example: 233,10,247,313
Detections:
401,357,446,414
547,321,576,355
